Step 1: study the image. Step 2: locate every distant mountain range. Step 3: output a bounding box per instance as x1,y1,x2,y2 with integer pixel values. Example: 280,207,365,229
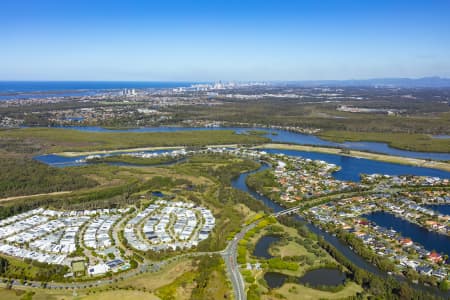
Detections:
279,77,450,88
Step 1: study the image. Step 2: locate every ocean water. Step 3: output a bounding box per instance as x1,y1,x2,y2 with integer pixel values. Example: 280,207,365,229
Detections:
0,81,197,100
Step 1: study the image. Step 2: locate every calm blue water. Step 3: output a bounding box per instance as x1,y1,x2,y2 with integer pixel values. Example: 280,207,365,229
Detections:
232,164,385,276
151,191,165,198
35,147,450,180
253,235,281,259
47,126,450,161
0,81,197,100
364,211,450,256
425,204,450,216
264,269,346,289
235,165,448,296
34,149,170,167
264,272,287,289
298,268,346,287
261,148,450,182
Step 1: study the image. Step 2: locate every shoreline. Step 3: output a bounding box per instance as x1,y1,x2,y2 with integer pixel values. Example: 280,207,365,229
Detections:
256,143,450,172
54,144,240,157
52,142,450,172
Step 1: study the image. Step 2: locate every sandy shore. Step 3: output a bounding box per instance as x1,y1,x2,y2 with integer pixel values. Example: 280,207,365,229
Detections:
54,144,240,157
54,143,450,172
256,143,450,172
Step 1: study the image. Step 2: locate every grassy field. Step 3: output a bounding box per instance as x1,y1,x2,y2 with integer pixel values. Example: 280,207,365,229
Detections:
0,288,71,300
0,128,269,152
249,223,338,277
263,281,364,300
0,286,161,300
258,143,450,172
155,271,196,300
118,259,195,291
80,290,160,300
89,155,180,166
319,130,450,153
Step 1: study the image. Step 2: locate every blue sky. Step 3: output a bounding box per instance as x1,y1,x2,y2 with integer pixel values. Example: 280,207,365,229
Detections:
1,0,449,81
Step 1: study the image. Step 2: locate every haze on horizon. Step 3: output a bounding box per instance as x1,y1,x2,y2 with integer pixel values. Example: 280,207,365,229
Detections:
1,0,450,82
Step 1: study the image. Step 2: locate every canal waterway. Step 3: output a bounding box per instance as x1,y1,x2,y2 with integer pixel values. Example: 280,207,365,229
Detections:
363,211,450,256
230,164,384,276
33,139,450,295
425,204,450,216
231,164,450,296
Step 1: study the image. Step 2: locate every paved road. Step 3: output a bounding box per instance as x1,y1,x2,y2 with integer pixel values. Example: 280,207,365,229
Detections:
221,222,258,300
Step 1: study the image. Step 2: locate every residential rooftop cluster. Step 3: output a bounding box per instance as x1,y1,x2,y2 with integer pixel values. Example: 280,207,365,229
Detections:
270,155,356,202
361,174,449,187
84,214,122,250
305,193,450,281
0,200,216,278
0,208,124,266
124,200,215,252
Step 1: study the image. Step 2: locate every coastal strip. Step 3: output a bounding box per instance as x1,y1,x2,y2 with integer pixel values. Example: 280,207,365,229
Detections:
256,143,450,172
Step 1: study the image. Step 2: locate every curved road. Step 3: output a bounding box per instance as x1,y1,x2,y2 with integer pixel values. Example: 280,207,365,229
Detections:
221,223,258,300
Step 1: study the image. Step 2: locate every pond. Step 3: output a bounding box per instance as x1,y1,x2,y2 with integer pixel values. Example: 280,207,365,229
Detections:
264,272,288,289
264,268,346,289
253,235,281,259
151,191,165,198
298,268,346,287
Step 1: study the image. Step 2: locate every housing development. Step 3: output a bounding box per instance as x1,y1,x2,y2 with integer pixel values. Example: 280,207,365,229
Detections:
0,200,214,277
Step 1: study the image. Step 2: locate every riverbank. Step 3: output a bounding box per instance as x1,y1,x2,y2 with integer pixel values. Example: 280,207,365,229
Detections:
257,143,450,172
55,144,239,157
318,130,450,153
56,146,183,157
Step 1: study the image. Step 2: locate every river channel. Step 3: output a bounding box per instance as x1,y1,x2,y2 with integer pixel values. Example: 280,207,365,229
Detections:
49,126,450,161
231,163,450,296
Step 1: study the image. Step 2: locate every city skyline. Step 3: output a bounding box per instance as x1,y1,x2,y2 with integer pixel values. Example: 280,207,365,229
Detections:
1,0,450,81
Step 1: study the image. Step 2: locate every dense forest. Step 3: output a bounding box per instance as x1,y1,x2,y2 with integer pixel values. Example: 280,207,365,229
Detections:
0,158,97,198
